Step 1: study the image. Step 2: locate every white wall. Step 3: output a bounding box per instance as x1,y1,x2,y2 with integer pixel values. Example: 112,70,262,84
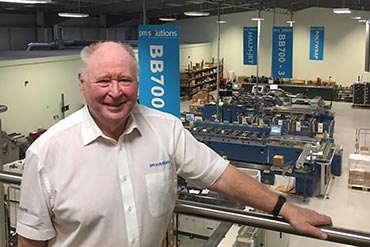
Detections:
179,43,212,71
0,55,84,134
176,7,370,86
294,8,369,84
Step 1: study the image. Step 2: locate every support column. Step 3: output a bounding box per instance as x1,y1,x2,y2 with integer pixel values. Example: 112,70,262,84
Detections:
0,119,7,247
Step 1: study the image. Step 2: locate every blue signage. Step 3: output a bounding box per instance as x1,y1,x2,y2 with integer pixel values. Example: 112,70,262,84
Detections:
138,25,180,117
272,26,293,78
309,27,324,60
243,27,258,65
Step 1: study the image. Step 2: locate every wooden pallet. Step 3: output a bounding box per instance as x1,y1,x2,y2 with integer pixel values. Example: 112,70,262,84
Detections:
352,103,370,108
348,184,370,191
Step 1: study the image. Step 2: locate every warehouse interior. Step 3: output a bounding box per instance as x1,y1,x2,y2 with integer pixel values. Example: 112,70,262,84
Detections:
1,0,370,247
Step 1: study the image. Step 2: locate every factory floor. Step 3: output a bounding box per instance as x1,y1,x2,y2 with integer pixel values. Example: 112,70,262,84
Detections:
178,100,370,247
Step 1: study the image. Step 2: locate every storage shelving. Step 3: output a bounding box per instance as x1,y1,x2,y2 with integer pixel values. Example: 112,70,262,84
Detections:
336,86,353,102
353,81,370,107
180,60,223,100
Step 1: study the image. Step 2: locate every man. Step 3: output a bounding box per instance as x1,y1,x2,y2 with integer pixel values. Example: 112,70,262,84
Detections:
17,41,332,247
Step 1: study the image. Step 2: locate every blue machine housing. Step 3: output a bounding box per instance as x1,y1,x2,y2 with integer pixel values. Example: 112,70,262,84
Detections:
189,121,342,197
200,101,335,138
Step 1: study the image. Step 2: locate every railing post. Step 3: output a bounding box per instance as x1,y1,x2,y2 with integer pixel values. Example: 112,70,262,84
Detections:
0,120,7,247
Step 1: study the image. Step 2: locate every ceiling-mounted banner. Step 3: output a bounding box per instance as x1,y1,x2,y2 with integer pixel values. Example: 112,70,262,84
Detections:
272,26,293,78
138,25,180,117
309,27,325,60
243,27,258,65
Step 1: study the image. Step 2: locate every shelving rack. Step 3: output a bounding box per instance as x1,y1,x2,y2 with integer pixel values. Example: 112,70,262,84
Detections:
180,59,223,100
353,81,370,107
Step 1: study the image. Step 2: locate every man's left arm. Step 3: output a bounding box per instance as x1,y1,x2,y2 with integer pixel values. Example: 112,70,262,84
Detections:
209,163,332,239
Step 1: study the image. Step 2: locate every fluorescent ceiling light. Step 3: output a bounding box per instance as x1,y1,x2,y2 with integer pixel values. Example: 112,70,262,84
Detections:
352,16,362,20
158,17,177,22
184,11,210,17
286,20,295,27
0,0,50,3
358,19,367,23
166,3,183,7
58,12,89,18
251,17,264,21
333,8,351,14
216,20,227,24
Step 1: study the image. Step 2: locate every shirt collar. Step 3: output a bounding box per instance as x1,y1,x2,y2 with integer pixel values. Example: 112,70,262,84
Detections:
81,105,141,146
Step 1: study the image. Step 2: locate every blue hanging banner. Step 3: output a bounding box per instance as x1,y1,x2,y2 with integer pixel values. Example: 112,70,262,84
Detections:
271,26,293,78
138,25,180,117
309,27,324,60
243,27,258,65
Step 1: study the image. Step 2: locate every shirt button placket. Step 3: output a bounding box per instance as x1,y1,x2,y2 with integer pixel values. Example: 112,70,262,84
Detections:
131,238,137,246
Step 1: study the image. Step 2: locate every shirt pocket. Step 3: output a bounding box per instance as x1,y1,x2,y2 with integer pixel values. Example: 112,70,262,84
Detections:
145,168,176,217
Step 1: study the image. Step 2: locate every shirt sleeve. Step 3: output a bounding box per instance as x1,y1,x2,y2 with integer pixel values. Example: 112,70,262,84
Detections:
16,148,56,241
173,119,228,189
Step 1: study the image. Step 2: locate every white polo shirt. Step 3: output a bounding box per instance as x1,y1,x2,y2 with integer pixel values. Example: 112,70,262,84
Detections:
17,104,228,247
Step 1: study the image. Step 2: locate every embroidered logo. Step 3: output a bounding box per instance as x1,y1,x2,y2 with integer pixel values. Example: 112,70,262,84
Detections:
149,160,171,168
18,205,29,212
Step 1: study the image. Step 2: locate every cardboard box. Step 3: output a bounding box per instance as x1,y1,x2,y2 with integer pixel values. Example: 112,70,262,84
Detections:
359,146,370,155
364,172,370,187
237,76,249,83
322,80,336,86
180,72,190,79
291,79,305,85
189,103,204,115
192,90,215,103
282,78,291,84
273,155,284,168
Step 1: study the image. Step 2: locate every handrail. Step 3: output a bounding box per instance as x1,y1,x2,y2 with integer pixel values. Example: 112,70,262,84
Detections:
175,199,370,247
0,172,22,185
0,172,370,246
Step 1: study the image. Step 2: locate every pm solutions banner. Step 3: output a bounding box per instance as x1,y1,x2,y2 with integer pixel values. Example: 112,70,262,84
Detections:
138,25,180,117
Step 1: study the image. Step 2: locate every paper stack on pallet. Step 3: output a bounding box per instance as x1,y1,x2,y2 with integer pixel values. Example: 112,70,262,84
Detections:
348,153,370,188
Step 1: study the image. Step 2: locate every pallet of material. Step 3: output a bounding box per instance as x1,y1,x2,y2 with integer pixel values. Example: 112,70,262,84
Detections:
352,104,370,108
348,184,370,191
348,153,370,188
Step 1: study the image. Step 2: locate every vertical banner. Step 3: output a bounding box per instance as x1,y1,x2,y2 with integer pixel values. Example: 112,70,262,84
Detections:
138,25,180,117
272,26,293,78
309,27,325,60
243,27,258,65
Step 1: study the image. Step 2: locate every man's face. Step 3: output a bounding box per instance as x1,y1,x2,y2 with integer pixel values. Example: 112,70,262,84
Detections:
79,42,138,133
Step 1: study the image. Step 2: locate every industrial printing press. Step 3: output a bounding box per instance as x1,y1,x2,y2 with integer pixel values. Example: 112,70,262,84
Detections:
186,89,342,199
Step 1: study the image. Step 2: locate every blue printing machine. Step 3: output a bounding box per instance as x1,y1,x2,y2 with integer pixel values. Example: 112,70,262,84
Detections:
200,103,335,138
189,121,342,197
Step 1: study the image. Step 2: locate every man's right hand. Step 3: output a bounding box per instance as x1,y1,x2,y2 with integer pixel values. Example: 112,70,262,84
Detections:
280,202,333,240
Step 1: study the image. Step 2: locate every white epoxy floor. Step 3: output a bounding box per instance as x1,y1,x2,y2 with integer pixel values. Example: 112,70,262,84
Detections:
179,101,370,247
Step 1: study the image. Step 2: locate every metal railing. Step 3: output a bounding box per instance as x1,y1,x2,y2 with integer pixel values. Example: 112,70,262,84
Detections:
0,173,22,186
1,172,370,246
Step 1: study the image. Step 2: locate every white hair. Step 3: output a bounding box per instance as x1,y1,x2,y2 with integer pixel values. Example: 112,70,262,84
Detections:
79,41,139,81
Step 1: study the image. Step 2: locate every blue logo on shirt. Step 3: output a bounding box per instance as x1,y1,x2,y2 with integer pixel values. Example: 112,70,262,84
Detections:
18,205,28,212
149,160,171,168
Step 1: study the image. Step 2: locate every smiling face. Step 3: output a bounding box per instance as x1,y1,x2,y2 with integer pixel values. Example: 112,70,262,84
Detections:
78,42,138,139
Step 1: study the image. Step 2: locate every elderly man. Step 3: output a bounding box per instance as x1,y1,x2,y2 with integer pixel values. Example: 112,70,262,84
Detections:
17,41,332,247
